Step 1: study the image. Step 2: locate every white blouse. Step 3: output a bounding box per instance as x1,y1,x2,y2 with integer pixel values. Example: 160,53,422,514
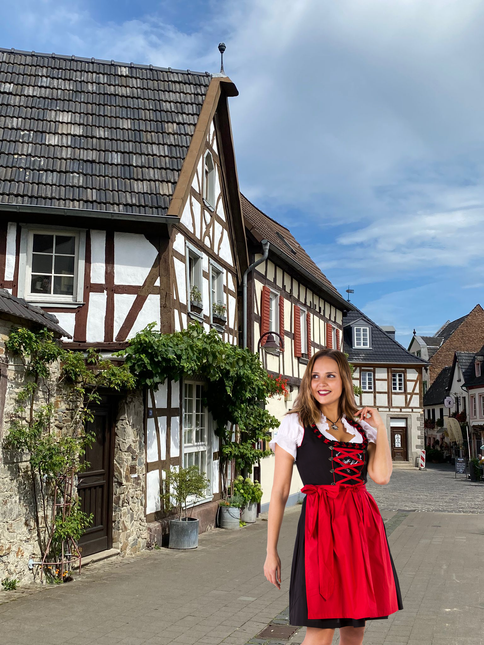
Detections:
269,412,378,460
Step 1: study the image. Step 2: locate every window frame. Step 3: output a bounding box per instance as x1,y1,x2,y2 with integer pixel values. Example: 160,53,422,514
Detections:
19,225,86,305
361,370,374,392
186,243,204,313
269,290,279,335
203,151,216,208
182,381,212,501
209,260,225,323
353,325,371,348
471,394,477,418
392,371,405,393
480,394,484,418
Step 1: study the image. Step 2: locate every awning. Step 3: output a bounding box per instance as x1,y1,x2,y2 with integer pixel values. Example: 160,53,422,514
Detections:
446,418,463,444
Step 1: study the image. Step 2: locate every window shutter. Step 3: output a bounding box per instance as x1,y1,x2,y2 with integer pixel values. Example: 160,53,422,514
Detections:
261,286,270,345
306,312,312,358
327,323,333,349
336,328,341,351
279,296,285,350
294,305,301,357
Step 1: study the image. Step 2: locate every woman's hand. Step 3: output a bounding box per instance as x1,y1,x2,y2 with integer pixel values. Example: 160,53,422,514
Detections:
356,406,384,430
264,551,282,590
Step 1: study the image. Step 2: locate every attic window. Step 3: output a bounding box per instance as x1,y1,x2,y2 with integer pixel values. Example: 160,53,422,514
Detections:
276,231,297,255
203,151,215,208
354,326,370,348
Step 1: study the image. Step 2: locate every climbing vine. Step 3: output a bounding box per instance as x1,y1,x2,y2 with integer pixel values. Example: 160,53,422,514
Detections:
119,322,286,493
3,327,135,581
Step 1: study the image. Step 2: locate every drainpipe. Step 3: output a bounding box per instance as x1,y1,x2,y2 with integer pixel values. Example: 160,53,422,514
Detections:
242,240,270,349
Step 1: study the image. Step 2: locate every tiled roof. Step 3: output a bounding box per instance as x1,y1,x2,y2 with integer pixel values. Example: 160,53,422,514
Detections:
0,48,212,216
464,345,484,388
343,308,428,365
454,351,475,383
0,289,70,337
438,314,468,341
241,195,349,307
420,335,443,346
423,366,452,406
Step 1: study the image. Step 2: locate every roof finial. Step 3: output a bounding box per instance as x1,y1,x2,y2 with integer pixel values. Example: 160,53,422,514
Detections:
218,42,226,74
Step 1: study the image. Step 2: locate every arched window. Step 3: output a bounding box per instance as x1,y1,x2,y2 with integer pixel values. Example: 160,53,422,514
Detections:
203,151,215,207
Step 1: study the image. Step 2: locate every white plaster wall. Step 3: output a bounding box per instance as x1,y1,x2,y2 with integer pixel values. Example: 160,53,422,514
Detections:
158,416,167,461
5,222,17,281
86,292,106,342
361,393,373,406
174,257,187,305
146,417,158,462
146,470,161,514
393,394,406,407
114,232,157,285
212,459,220,494
377,380,388,393
180,199,194,233
128,294,160,338
54,312,76,340
171,380,180,407
193,198,201,240
228,294,236,330
154,380,168,408
173,232,185,255
171,417,180,458
90,230,106,283
376,393,388,407
114,294,136,338
376,368,387,378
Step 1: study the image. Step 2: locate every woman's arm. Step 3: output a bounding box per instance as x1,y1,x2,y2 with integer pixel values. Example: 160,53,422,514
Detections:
356,407,393,485
263,445,294,589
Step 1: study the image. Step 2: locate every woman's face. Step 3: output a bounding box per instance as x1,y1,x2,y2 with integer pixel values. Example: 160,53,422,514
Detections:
310,356,343,409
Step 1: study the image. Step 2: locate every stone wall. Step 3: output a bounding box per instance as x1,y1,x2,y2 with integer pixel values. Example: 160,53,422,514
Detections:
430,305,484,384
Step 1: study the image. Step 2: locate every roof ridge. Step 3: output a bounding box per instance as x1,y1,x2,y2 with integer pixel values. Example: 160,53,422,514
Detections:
241,194,291,233
0,47,212,77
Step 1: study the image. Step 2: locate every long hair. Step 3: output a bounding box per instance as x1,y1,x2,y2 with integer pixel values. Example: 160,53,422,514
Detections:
291,349,359,428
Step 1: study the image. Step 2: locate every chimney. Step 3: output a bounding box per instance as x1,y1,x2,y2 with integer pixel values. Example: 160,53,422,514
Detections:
381,325,396,340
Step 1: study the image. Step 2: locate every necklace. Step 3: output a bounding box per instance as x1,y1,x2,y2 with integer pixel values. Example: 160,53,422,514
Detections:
326,415,340,431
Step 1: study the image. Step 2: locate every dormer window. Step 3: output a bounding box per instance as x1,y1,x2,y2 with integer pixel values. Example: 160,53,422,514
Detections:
476,359,482,378
354,326,370,348
203,151,215,207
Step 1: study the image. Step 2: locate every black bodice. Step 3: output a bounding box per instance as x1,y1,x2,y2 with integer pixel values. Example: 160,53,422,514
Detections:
296,419,368,486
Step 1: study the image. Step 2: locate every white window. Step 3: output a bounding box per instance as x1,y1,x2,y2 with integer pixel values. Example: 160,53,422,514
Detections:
210,262,225,321
269,291,279,332
361,371,373,391
354,326,370,348
300,308,307,354
183,383,209,479
21,228,85,303
480,395,484,418
471,395,477,418
392,372,404,392
203,151,215,207
187,245,203,312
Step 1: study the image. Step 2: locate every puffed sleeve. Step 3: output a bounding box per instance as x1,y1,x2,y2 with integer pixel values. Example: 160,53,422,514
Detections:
359,419,378,444
269,413,304,460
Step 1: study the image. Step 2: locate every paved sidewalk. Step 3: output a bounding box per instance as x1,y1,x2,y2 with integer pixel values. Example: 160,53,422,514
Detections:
0,481,483,644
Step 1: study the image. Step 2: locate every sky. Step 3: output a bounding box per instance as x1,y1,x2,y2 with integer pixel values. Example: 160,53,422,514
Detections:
1,0,484,348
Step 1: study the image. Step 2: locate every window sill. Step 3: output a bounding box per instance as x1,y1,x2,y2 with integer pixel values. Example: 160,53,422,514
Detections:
25,300,84,308
188,311,204,323
298,356,308,365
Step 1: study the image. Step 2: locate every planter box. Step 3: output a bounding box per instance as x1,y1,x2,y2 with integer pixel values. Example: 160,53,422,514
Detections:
190,302,203,315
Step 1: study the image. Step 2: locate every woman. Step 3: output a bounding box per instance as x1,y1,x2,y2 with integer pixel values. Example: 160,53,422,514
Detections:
264,349,403,645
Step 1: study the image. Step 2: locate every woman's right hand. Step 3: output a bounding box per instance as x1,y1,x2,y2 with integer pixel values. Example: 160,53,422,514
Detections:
264,551,282,590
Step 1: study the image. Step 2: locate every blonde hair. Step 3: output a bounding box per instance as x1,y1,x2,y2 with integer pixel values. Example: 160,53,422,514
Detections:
291,349,358,428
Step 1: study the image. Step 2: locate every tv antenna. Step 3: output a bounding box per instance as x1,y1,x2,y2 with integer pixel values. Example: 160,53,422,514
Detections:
346,286,354,302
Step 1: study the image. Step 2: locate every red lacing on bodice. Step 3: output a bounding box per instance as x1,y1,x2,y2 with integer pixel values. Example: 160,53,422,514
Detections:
311,418,368,485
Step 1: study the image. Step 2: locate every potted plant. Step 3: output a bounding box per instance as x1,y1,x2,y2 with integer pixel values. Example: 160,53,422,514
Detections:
162,465,210,549
212,302,226,324
469,457,481,482
190,286,203,314
218,493,244,530
233,476,263,523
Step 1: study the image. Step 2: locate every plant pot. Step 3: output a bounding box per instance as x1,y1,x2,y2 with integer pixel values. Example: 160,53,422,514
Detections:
219,506,240,530
190,302,203,315
212,316,226,326
168,517,199,549
240,502,257,523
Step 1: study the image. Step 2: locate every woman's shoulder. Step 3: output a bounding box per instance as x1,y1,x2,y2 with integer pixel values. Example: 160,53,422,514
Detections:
279,411,304,432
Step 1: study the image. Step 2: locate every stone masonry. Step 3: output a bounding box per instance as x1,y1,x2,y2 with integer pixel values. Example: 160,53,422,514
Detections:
429,304,484,384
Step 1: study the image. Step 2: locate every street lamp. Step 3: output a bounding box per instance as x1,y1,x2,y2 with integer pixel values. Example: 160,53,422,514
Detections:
257,331,283,356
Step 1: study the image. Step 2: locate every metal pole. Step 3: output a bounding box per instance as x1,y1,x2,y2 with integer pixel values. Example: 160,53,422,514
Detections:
242,240,270,349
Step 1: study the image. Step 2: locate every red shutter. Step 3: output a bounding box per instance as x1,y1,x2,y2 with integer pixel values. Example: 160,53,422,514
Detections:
307,312,312,358
294,305,301,357
336,328,341,351
327,323,333,349
279,296,285,351
261,286,270,345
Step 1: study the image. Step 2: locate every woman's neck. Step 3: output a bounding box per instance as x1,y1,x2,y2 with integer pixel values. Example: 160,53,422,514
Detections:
320,402,340,421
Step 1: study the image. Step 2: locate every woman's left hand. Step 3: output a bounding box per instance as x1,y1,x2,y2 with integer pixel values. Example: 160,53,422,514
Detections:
356,407,384,429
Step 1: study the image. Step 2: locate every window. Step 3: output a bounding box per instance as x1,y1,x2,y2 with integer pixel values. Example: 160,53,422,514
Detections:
361,371,373,391
471,395,477,418
480,395,484,418
423,381,428,396
23,229,84,303
210,262,225,321
392,372,404,392
354,326,370,348
476,360,482,377
183,383,209,477
269,291,279,332
187,245,203,312
416,350,421,358
300,308,307,354
203,151,215,207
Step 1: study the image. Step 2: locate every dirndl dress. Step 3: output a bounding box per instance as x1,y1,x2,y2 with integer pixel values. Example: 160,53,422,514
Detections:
272,414,403,629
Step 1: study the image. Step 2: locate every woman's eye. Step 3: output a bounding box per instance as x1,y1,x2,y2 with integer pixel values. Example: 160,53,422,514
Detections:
312,374,318,379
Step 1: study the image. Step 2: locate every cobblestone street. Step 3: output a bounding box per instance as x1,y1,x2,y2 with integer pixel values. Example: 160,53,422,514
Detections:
0,465,483,645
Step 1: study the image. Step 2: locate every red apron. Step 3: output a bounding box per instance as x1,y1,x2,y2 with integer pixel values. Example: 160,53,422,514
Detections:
301,482,399,620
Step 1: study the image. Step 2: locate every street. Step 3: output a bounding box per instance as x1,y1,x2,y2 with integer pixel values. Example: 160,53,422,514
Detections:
0,466,483,645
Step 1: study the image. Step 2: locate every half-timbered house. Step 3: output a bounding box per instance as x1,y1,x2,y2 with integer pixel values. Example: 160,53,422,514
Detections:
0,48,247,564
344,309,428,465
241,196,351,509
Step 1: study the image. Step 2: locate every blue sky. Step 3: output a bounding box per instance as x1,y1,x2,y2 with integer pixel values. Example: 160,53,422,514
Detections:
2,0,484,348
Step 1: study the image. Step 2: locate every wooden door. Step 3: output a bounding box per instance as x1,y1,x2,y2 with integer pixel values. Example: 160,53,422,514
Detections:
78,400,115,556
391,421,408,461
